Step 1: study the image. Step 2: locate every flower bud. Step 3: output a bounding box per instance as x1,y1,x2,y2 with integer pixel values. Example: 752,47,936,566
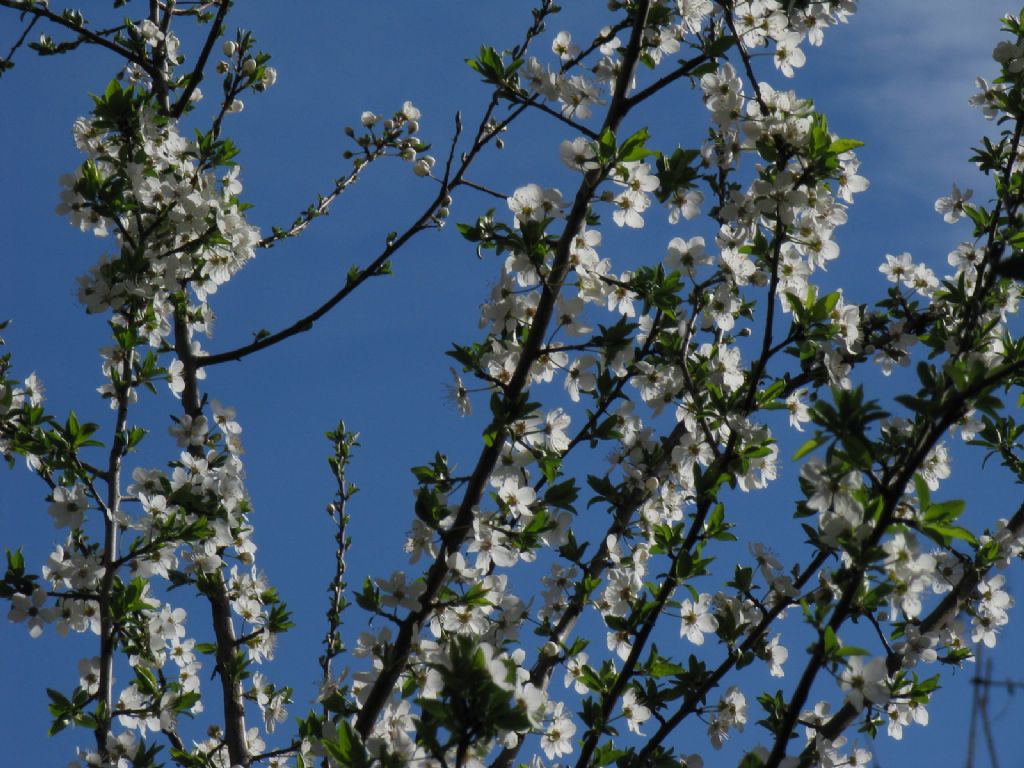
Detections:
222,40,237,57
413,156,436,177
242,58,257,76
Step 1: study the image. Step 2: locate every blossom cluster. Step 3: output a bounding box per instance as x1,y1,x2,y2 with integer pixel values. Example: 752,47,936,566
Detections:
61,99,260,331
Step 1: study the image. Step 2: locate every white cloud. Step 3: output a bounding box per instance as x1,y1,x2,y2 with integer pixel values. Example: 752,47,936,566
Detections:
796,0,1009,225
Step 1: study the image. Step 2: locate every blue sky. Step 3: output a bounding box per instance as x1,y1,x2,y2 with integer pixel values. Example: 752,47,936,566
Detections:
2,2,1022,765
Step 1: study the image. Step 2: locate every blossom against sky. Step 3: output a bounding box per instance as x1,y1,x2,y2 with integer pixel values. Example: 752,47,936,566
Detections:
2,2,1022,765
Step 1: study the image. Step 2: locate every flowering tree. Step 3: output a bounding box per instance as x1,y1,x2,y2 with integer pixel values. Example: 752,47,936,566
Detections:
3,1,1024,767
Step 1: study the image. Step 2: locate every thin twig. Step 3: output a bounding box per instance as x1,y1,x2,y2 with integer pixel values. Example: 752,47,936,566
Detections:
0,0,158,76
170,0,230,117
0,13,38,71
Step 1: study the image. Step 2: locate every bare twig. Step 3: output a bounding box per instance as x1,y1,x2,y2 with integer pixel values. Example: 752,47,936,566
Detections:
0,13,38,72
0,0,157,76
319,423,357,737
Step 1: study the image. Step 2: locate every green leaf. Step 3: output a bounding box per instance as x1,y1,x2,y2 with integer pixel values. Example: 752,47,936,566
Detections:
46,688,72,736
538,453,561,484
923,498,966,524
126,426,147,450
828,138,864,154
321,720,371,768
648,656,685,678
793,436,822,460
597,127,617,162
912,474,931,509
922,523,978,547
837,645,870,657
544,478,578,511
823,626,839,657
705,34,737,58
618,127,651,162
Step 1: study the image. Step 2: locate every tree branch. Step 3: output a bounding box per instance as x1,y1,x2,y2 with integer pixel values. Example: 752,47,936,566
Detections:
354,0,655,739
173,312,251,767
